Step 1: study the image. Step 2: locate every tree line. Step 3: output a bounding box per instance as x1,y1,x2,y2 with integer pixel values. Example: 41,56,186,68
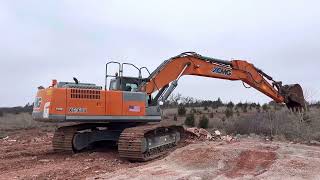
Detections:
164,93,320,129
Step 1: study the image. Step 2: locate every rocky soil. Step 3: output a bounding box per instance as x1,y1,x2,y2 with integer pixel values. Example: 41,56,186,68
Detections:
0,129,146,179
94,138,320,180
1,128,320,180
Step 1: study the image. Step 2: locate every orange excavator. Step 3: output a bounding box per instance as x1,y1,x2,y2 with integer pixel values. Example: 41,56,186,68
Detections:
32,52,305,161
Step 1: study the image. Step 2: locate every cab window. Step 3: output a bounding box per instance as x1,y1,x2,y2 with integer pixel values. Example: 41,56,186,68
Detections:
109,80,118,90
125,83,138,92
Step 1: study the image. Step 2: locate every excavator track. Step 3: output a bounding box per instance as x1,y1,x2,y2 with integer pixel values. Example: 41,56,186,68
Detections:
52,126,78,152
118,123,184,161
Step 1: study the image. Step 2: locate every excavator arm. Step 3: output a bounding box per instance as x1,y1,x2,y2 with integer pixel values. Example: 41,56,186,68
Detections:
141,52,305,111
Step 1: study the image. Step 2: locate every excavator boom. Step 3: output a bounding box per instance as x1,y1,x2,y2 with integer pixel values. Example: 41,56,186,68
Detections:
141,52,305,111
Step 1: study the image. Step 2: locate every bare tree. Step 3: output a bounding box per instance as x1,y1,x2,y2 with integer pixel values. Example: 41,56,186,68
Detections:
181,96,195,105
168,93,182,105
303,87,318,104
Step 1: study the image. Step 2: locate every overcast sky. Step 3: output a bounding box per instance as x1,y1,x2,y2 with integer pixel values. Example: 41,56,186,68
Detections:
0,0,319,107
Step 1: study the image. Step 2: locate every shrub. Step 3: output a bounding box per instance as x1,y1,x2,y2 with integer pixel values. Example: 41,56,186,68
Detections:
262,104,270,112
204,106,208,111
212,98,223,109
198,115,209,129
222,116,226,122
236,110,240,116
236,102,243,109
256,104,261,112
273,104,282,111
222,110,320,142
242,103,248,112
178,105,186,116
184,113,195,127
227,101,235,109
0,110,3,117
225,108,233,118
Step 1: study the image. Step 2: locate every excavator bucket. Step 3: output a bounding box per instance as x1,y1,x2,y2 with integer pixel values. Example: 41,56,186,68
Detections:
280,84,306,111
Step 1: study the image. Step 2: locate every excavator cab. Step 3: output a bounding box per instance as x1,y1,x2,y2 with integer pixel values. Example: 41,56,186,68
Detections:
105,61,155,106
105,62,149,92
109,77,140,92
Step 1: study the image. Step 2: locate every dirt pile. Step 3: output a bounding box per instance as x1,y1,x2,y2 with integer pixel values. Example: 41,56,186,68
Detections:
94,139,320,180
185,127,216,141
185,127,234,143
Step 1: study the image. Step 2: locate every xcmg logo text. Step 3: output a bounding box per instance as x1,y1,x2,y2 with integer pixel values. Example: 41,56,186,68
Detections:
212,67,232,76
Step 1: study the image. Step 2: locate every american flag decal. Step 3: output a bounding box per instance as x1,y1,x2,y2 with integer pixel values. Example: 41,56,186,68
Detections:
129,105,141,112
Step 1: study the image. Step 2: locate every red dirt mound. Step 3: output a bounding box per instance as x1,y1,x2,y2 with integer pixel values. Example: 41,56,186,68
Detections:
226,150,277,178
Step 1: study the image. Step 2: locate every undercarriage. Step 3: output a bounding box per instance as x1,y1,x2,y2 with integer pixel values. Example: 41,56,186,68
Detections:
52,122,184,161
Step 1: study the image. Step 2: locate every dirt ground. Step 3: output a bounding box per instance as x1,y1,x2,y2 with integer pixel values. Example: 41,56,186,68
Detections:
0,129,147,180
94,138,320,180
2,129,320,180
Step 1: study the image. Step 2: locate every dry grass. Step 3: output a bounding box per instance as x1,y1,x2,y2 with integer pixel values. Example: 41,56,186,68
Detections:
1,106,319,142
163,106,320,142
0,113,54,133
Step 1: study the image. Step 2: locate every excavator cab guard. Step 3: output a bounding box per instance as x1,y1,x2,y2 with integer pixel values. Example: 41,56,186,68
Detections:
105,61,151,92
